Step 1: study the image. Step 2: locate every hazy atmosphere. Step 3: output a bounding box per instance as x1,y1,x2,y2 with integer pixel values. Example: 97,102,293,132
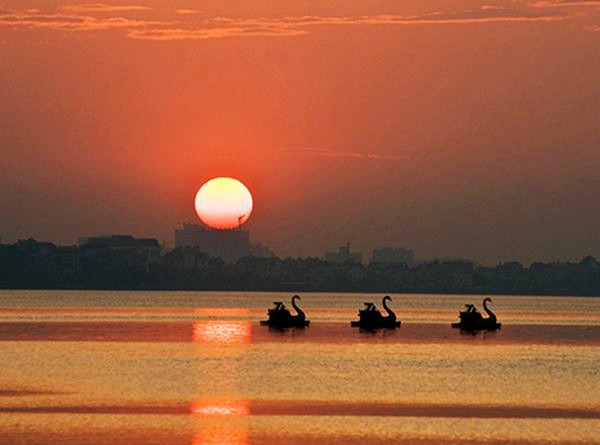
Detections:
2,0,600,264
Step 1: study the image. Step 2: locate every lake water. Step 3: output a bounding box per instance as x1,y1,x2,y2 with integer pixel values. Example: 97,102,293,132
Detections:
1,291,599,444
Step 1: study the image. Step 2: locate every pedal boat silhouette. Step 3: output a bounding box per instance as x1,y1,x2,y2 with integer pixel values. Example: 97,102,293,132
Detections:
451,297,501,331
351,296,401,329
260,295,310,328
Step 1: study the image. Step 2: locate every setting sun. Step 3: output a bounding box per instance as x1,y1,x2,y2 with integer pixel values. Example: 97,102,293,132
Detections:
194,178,253,230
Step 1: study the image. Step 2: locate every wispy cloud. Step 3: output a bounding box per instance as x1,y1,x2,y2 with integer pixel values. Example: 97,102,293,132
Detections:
271,147,410,161
127,25,308,41
0,6,569,41
219,8,567,26
61,3,151,13
127,8,568,41
0,9,162,31
176,9,201,15
530,0,600,7
527,1,600,35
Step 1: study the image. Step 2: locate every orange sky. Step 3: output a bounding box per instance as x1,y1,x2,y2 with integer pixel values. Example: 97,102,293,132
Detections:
1,0,599,264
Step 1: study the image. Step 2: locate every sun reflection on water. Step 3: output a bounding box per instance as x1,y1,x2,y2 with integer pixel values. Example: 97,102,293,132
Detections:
192,321,252,344
191,400,250,417
191,320,251,444
192,429,249,445
191,400,250,445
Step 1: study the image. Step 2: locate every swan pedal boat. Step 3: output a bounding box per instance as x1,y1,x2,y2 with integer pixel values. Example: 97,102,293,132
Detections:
351,296,401,330
451,298,501,331
260,295,310,329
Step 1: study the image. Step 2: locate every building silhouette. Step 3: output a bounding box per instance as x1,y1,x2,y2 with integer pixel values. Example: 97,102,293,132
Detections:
174,223,273,263
79,235,162,272
162,246,214,272
325,242,363,265
372,247,415,266
1,236,600,294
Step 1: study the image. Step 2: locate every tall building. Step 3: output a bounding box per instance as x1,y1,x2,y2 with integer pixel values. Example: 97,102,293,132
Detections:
174,223,272,263
325,242,363,265
371,247,415,266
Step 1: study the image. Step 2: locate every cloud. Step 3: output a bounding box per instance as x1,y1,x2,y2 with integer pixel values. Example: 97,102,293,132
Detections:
223,8,566,26
527,1,600,34
271,147,410,161
0,9,162,31
61,3,151,13
530,0,600,7
176,9,201,15
0,6,569,41
127,8,568,41
127,25,308,41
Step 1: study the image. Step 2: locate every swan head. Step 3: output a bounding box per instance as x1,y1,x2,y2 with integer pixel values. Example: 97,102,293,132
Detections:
292,295,301,301
483,297,493,304
383,295,392,302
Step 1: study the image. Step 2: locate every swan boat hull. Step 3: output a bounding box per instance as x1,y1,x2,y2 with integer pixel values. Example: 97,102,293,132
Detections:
451,321,502,331
350,320,401,329
260,319,310,328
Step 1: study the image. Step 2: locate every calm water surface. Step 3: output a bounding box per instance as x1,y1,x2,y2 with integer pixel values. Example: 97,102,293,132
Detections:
1,291,599,444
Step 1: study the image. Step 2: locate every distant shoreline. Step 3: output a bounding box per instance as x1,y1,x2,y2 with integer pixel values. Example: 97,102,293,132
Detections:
2,240,599,296
0,287,598,298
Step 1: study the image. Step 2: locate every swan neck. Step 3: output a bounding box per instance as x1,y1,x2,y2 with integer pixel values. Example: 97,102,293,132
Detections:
382,298,396,320
483,299,496,321
292,297,305,319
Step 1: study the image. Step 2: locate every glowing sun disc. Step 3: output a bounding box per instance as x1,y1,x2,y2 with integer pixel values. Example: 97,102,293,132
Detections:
194,177,253,230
